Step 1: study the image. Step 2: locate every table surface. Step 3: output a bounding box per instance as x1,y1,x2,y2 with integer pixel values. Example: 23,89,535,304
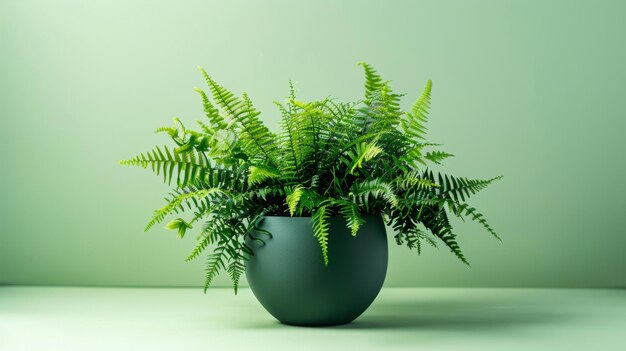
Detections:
1,287,625,351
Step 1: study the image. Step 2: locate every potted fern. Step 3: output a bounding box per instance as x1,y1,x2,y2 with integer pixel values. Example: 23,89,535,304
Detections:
121,62,501,326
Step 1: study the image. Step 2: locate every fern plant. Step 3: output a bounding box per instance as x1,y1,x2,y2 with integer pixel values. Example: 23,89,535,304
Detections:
121,62,501,293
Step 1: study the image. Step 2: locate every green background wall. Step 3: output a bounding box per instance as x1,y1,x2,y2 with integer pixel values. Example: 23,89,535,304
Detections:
1,0,625,288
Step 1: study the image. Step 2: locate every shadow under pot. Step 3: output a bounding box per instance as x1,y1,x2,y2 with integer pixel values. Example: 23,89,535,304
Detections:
245,215,388,327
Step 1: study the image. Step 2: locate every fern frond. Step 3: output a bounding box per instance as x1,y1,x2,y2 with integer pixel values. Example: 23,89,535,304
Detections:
154,117,187,140
311,205,330,266
144,188,229,232
350,179,399,210
421,206,468,265
286,185,304,216
174,133,199,155
155,125,178,138
406,228,423,253
405,228,438,254
204,246,226,293
358,61,384,103
227,253,245,295
320,132,382,180
357,62,404,135
120,145,209,187
289,99,323,182
402,79,432,141
425,151,454,165
335,199,364,236
248,165,281,185
454,203,501,240
296,188,323,214
275,101,301,179
196,120,213,135
317,99,360,159
434,173,503,203
347,140,383,174
193,86,227,130
186,235,210,262
398,170,439,190
199,68,279,166
186,223,216,262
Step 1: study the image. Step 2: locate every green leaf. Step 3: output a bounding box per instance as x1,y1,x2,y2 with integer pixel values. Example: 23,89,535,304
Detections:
185,226,214,262
248,165,281,185
120,145,209,187
432,172,503,203
454,203,501,241
348,140,383,174
311,205,330,266
165,218,192,238
421,206,468,265
193,86,227,130
204,247,226,293
335,199,364,236
350,179,399,209
358,61,384,103
286,185,304,216
425,151,454,165
402,80,432,141
144,188,229,232
227,255,245,295
199,67,279,167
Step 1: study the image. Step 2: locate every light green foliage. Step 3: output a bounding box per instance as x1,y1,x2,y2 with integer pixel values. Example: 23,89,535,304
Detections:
425,151,454,165
119,145,209,187
312,204,331,266
120,63,501,292
335,199,364,236
286,185,304,216
248,165,281,185
347,140,383,174
165,218,192,238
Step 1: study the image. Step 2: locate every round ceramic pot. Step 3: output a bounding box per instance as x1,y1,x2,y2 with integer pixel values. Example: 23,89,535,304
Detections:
245,215,388,327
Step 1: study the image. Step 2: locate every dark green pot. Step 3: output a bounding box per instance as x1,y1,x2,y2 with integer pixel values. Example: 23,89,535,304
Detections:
245,215,388,327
